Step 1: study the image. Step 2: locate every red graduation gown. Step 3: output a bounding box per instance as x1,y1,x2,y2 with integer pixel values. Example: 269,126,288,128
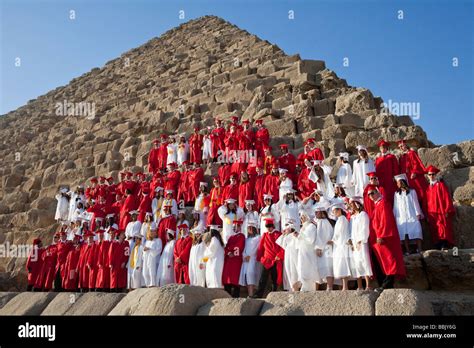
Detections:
363,184,387,219
297,167,316,199
188,167,204,202
26,246,44,287
158,142,169,170
207,187,223,226
36,244,58,290
95,240,111,289
189,133,203,164
56,241,72,284
263,174,280,203
218,164,232,187
157,215,177,248
238,179,254,208
148,147,160,174
137,194,152,222
425,181,455,245
174,235,193,284
119,194,137,230
370,198,406,278
108,240,130,289
239,129,255,151
307,148,324,161
223,183,239,201
222,233,245,286
256,231,284,285
87,242,100,289
399,150,428,204
211,127,225,158
63,245,81,290
78,242,94,289
375,153,399,206
164,170,181,198
253,174,265,210
177,169,190,203
255,128,270,157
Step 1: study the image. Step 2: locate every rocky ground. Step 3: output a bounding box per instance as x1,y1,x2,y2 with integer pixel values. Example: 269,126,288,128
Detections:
0,16,473,297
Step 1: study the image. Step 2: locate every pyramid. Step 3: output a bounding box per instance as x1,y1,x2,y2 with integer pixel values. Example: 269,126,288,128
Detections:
0,15,472,290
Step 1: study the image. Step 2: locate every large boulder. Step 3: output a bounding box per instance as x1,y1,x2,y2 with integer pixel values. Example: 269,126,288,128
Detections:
0,292,18,309
395,254,430,290
260,290,379,316
335,89,375,115
109,284,230,315
197,298,264,315
422,249,474,291
425,291,474,315
63,292,125,315
453,206,474,248
41,292,84,315
0,292,57,315
375,289,434,315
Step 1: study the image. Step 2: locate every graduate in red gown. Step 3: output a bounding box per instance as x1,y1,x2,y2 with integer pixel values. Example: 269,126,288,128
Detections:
55,231,72,291
108,229,130,292
305,138,325,161
78,231,95,292
278,143,296,179
87,229,107,290
222,220,246,297
117,172,127,195
157,204,177,248
263,146,275,175
368,188,406,289
158,134,169,171
137,188,152,223
174,224,193,284
63,235,82,291
95,227,112,291
253,165,266,210
424,165,455,249
263,164,281,204
218,163,232,187
240,120,255,151
375,140,399,206
164,162,180,198
238,171,254,208
189,126,204,165
222,173,240,201
363,174,387,219
297,157,317,199
177,161,191,203
255,119,270,158
148,139,161,174
188,164,204,202
97,176,107,200
397,140,428,205
35,234,59,291
256,218,284,297
211,118,226,160
85,177,99,200
119,189,137,230
105,177,117,207
26,238,44,291
224,124,240,152
207,177,223,226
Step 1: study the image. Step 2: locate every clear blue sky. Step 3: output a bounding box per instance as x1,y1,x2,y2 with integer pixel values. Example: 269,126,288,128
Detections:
1,0,473,145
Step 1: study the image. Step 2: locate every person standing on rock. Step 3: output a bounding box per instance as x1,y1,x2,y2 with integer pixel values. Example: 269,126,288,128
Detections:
108,229,130,292
142,226,162,287
35,233,59,291
222,220,246,297
148,139,161,175
351,144,376,197
128,230,144,290
163,162,180,199
55,187,70,223
254,119,269,158
55,231,72,291
313,204,334,290
63,234,82,291
222,173,239,201
188,228,207,287
206,177,223,226
174,224,193,284
256,218,284,298
336,152,355,197
363,173,386,219
158,134,169,171
210,118,225,161
166,136,178,165
424,165,455,250
305,138,325,161
189,126,203,165
393,174,424,255
78,231,95,292
294,213,318,292
95,227,112,291
349,197,373,291
375,140,400,206
119,189,137,230
157,204,177,248
203,228,225,289
26,238,44,291
397,140,428,205
259,194,280,233
263,164,280,203
218,198,245,244
368,188,406,290
157,228,176,286
239,222,262,297
177,133,189,167
330,203,352,291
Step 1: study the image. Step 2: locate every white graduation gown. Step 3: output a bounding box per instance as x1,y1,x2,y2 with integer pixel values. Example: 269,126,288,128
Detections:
140,222,157,242
350,212,373,277
157,240,176,286
297,221,320,291
314,218,334,283
204,237,225,288
160,199,178,217
276,200,301,232
393,190,423,240
308,166,335,200
177,142,189,166
259,204,281,233
242,211,259,237
202,135,212,160
189,242,207,287
279,177,293,201
142,238,162,287
352,158,375,197
239,235,262,286
55,194,69,221
332,216,352,279
276,233,299,290
127,244,144,289
166,143,178,165
336,163,355,197
217,205,245,244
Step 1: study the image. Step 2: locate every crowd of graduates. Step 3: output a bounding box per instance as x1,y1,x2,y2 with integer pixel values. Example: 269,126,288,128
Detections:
26,116,456,296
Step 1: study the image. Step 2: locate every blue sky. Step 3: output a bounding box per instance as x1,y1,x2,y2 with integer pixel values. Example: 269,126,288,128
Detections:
1,0,473,145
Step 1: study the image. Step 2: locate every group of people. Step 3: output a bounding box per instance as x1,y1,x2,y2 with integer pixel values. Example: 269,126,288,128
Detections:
26,117,456,296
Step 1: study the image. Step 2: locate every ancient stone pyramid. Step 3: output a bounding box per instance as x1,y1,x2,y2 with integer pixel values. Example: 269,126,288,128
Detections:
0,15,472,290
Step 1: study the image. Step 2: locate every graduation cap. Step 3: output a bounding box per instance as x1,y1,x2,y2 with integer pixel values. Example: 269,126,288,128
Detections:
153,139,160,144
279,144,289,149
106,213,115,219
356,144,367,152
349,196,364,205
90,177,98,183
264,218,275,225
96,228,105,235
154,186,164,192
32,238,42,245
242,119,250,124
263,194,273,200
84,231,95,238
304,138,316,145
232,220,243,225
129,210,139,215
245,199,255,205
199,182,208,187
425,165,440,174
366,171,377,178
338,152,349,160
278,168,288,174
106,177,114,182
394,173,408,182
330,202,346,212
255,119,263,125
160,134,169,139
397,139,407,145
225,198,237,204
165,189,174,194
178,223,189,230
60,187,68,194
377,139,390,148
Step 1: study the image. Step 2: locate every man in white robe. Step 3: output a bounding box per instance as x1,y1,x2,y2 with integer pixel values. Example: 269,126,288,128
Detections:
55,187,70,222
352,145,375,197
336,152,355,197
